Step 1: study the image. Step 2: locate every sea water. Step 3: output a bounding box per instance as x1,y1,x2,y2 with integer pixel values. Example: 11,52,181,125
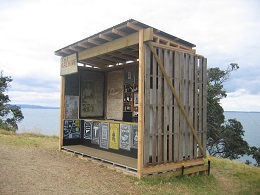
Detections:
17,108,60,136
17,109,260,164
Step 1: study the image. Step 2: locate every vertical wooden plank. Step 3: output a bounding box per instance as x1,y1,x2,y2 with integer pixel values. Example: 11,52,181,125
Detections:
193,56,198,159
189,55,194,159
202,58,207,154
152,49,157,164
168,51,173,162
157,48,163,164
179,52,185,161
184,54,190,160
163,50,169,163
59,76,65,151
198,57,203,157
173,51,180,162
137,29,145,179
144,43,151,166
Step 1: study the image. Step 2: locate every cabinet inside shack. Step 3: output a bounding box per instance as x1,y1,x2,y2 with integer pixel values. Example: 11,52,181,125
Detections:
62,65,139,158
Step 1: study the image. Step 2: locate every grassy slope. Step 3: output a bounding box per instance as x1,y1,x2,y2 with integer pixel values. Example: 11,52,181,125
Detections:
0,129,259,195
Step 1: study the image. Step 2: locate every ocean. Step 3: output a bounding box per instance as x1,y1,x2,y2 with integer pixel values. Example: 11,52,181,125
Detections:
17,108,260,164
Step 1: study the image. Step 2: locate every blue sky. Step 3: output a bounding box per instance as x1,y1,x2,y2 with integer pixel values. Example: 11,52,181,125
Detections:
0,0,260,111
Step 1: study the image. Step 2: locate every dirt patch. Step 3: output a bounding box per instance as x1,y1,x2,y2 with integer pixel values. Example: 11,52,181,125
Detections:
0,143,145,195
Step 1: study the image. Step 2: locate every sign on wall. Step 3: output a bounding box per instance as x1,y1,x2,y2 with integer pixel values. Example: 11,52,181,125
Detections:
60,53,78,76
63,120,81,139
84,120,92,139
119,124,131,151
100,122,109,149
109,123,119,150
92,122,101,145
131,124,138,149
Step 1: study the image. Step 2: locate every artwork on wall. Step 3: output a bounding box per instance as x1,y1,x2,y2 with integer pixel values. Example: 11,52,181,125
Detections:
65,74,79,96
124,68,134,83
80,71,104,118
106,70,124,120
65,95,79,119
100,122,109,149
119,124,131,151
63,120,81,139
109,123,119,150
92,122,101,145
83,120,92,139
131,124,138,149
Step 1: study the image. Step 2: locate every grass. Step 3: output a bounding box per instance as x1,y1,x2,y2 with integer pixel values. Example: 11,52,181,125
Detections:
0,129,58,149
0,129,260,194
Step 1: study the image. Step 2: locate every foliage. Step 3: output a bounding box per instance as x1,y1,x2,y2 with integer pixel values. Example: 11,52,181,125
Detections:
207,64,250,159
249,146,260,167
0,71,24,131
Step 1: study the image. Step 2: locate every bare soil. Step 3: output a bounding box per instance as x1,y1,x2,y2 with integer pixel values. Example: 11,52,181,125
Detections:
0,143,145,195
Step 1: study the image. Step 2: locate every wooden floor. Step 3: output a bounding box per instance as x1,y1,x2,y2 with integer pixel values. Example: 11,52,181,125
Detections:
62,145,137,172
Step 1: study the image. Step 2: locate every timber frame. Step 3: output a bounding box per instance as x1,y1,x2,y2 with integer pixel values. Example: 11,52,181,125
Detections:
55,19,208,179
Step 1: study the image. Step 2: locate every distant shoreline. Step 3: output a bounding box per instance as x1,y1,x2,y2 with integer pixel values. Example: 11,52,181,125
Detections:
12,104,59,109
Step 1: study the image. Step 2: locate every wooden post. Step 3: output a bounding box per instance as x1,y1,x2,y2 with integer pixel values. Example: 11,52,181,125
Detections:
59,76,65,151
137,29,145,179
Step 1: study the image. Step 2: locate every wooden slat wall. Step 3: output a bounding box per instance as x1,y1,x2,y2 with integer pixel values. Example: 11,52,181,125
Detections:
142,43,207,167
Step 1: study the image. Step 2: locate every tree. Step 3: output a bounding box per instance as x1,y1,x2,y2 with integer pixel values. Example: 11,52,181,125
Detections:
0,71,24,131
206,64,250,159
249,146,260,167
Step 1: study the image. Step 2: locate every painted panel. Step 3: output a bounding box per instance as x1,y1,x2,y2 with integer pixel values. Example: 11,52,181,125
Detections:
119,124,131,151
63,120,81,139
106,70,124,120
100,122,109,149
109,123,119,150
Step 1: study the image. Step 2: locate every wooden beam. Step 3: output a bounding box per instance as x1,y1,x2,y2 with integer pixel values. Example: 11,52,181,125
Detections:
142,158,204,175
59,76,65,151
127,22,142,31
78,28,153,61
137,29,145,179
87,38,101,46
78,42,90,49
99,34,113,41
69,46,82,52
112,28,127,37
147,42,207,158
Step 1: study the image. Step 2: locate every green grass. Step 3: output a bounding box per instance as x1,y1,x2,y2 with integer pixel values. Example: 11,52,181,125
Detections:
0,129,58,149
0,129,259,195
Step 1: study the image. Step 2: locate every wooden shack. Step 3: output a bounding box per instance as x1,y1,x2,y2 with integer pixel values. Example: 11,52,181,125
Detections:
55,19,208,179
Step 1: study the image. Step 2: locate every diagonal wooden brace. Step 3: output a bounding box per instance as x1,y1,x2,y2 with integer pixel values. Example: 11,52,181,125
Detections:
147,41,206,158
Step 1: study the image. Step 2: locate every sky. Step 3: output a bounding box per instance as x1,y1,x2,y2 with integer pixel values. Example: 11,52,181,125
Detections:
0,0,260,111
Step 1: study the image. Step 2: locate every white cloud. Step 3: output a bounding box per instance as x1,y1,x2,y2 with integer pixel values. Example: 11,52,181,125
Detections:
221,89,260,112
1,0,260,110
